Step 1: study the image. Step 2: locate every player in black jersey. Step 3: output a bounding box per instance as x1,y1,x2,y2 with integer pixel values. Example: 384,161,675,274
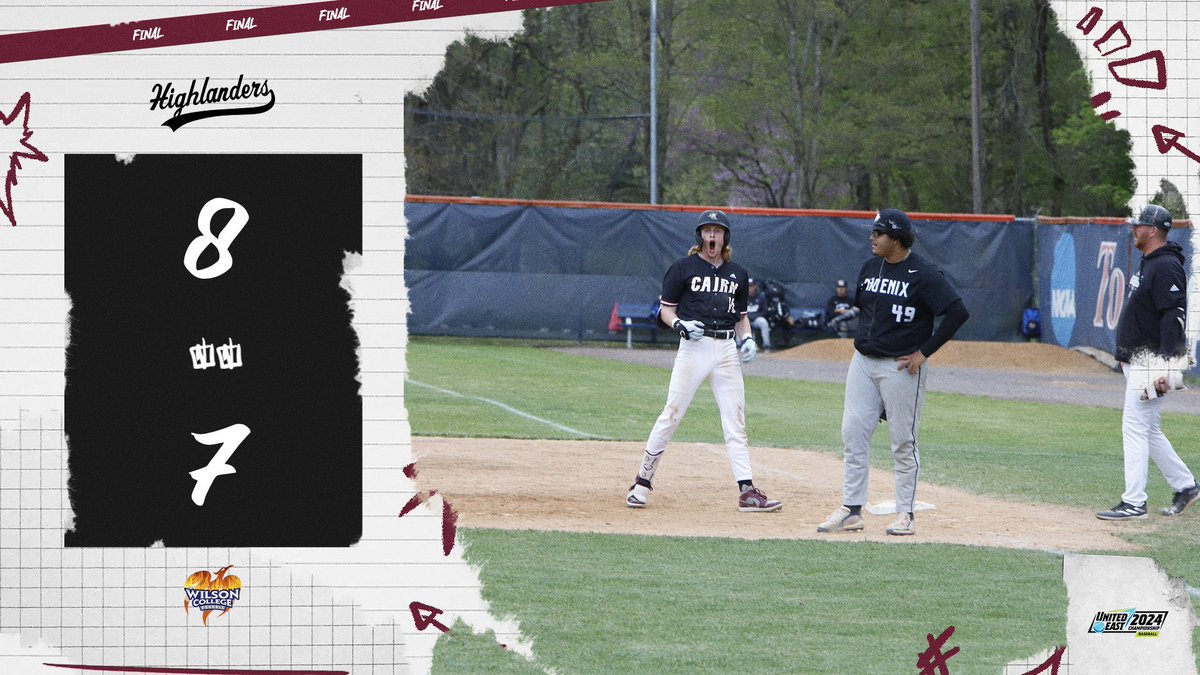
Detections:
626,210,782,513
1096,204,1198,521
817,209,969,536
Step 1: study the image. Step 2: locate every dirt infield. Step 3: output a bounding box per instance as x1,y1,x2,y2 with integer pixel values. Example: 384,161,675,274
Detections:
413,341,1192,553
776,338,1108,374
414,437,1142,553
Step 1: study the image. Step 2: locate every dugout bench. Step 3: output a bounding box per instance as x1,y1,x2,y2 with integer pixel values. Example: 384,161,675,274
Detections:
610,302,661,348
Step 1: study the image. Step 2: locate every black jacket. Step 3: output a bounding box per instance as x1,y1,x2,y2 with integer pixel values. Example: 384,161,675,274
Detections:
1114,241,1188,362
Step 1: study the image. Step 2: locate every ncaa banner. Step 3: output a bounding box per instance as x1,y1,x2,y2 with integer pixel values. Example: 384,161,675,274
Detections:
1037,220,1196,367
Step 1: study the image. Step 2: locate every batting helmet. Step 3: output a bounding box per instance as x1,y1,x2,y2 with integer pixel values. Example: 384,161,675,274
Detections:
696,209,731,248
1128,204,1172,230
872,208,914,248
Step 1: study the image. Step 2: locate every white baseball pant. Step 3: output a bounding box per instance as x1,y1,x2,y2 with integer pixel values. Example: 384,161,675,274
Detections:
1120,363,1195,507
751,316,771,348
637,336,752,483
840,351,926,514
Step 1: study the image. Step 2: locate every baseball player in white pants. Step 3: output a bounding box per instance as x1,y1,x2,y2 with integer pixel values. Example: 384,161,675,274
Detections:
626,210,782,513
1097,205,1198,520
818,209,969,536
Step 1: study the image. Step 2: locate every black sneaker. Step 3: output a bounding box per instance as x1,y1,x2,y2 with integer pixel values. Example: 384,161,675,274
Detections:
1161,484,1200,516
1096,502,1148,520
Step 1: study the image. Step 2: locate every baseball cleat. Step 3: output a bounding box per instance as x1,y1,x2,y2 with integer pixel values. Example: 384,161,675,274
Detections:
1161,484,1200,516
737,486,782,512
817,506,864,532
1096,501,1148,520
626,480,651,508
885,512,915,536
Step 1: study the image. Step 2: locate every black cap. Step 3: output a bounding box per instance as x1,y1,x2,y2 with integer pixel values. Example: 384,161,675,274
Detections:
836,279,846,288
871,208,913,236
1128,204,1172,230
697,209,731,231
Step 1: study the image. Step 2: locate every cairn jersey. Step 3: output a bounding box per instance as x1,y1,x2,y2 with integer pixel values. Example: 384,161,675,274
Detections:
660,255,749,331
852,251,960,357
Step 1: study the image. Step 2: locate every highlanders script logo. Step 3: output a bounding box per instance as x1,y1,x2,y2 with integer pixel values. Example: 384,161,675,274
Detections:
150,75,274,131
183,565,243,625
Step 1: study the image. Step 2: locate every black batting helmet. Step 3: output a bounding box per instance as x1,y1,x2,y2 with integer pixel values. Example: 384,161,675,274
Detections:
872,208,914,248
696,209,731,248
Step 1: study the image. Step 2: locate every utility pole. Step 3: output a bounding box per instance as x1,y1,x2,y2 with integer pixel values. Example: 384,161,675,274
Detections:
649,0,658,204
970,0,983,213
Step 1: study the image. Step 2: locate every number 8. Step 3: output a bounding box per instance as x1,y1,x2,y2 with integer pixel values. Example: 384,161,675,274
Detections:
184,197,248,280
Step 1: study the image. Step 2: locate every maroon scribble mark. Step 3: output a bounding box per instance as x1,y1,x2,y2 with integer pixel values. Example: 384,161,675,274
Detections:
399,489,436,518
1076,7,1103,34
1075,8,1194,166
410,601,451,633
915,626,960,675
1152,125,1200,163
400,462,459,555
1019,646,1067,675
43,665,346,674
1076,9,1166,90
442,495,459,556
1090,91,1121,121
1078,8,1130,56
1,92,49,228
1106,50,1167,90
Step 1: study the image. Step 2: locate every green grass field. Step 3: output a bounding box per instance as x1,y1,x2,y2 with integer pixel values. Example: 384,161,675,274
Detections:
410,338,1200,673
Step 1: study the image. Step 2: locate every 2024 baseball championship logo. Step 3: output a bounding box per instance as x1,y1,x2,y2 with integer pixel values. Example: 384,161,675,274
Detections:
1088,608,1167,637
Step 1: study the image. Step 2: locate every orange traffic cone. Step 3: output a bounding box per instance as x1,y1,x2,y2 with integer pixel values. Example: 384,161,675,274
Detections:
608,303,622,332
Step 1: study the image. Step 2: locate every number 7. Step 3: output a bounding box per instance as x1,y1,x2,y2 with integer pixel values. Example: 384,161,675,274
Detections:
188,423,251,506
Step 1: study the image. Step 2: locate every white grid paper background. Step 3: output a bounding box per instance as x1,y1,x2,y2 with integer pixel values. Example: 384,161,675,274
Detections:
0,2,531,674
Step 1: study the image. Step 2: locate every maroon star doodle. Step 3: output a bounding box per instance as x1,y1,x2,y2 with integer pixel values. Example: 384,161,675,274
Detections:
1,92,49,227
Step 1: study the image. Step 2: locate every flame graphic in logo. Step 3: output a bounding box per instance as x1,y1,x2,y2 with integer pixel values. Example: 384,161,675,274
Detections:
183,564,242,626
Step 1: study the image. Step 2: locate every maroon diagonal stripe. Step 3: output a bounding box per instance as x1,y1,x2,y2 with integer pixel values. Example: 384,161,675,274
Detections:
0,0,608,64
44,665,348,674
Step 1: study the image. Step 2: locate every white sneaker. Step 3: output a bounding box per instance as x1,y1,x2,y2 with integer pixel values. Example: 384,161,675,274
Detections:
626,482,650,508
817,506,865,532
886,512,914,536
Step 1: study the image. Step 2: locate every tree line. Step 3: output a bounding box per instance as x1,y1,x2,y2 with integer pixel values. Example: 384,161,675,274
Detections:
405,0,1139,217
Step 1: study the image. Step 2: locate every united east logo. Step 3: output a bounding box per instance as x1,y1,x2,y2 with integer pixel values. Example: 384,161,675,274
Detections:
1088,608,1167,637
183,564,242,625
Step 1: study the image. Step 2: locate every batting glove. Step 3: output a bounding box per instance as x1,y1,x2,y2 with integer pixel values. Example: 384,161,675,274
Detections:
738,338,758,363
673,319,705,340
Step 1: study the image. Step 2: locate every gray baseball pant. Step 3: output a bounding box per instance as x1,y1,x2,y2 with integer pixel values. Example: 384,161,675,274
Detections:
841,350,926,514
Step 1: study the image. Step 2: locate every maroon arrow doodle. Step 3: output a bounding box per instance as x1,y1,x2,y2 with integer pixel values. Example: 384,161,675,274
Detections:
409,601,451,633
1152,124,1200,163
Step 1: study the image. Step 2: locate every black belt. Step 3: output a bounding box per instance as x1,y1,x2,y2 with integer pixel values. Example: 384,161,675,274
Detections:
702,329,735,339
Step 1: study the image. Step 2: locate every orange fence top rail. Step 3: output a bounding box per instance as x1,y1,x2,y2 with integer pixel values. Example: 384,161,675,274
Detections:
404,194,1017,223
406,194,1195,228
1036,215,1193,228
